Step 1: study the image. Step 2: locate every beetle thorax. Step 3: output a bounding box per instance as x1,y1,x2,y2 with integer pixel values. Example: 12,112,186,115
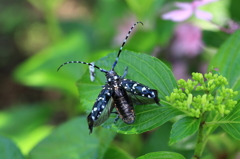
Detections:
106,70,120,84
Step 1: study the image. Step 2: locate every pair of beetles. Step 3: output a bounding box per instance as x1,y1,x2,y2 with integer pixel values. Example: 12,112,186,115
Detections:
58,22,161,134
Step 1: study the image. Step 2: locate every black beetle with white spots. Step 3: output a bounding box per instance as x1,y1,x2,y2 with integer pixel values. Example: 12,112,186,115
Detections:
57,22,160,134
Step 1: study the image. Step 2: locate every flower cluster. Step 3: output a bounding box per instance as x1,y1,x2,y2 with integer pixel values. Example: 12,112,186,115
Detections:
166,72,238,118
161,0,218,22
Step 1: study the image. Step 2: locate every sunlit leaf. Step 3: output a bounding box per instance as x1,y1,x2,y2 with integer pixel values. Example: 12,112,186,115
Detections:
209,30,240,100
0,136,24,159
169,117,200,145
29,117,116,159
219,102,240,140
0,104,52,137
77,51,183,134
137,151,185,159
13,32,90,96
103,144,134,159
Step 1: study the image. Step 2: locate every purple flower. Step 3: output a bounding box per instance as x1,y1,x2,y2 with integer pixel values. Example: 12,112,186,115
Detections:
171,23,203,58
217,20,240,34
162,0,218,22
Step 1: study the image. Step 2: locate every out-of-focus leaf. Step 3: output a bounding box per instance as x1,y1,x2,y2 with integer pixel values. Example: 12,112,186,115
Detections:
219,102,240,140
137,151,185,159
0,104,52,137
169,117,200,145
229,0,240,21
0,136,24,159
142,122,172,154
78,51,183,134
103,144,134,159
125,0,165,20
29,117,116,159
28,0,65,12
0,104,53,155
142,122,195,158
0,4,28,33
209,30,240,100
203,31,229,48
13,32,90,96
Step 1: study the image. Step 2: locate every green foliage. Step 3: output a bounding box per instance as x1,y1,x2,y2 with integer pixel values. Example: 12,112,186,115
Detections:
0,104,52,137
209,30,240,100
13,33,90,96
0,136,24,159
77,51,182,134
169,117,200,145
137,151,185,159
2,0,240,158
219,101,240,140
29,117,116,159
103,144,134,159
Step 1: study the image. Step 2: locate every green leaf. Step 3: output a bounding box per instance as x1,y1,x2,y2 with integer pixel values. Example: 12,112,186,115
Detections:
209,30,240,100
137,151,185,159
13,32,90,96
125,0,154,18
230,0,240,21
203,30,229,48
125,0,165,21
103,106,182,134
29,117,116,159
103,144,134,159
219,102,240,140
77,51,183,134
0,136,24,159
169,117,200,145
0,104,52,137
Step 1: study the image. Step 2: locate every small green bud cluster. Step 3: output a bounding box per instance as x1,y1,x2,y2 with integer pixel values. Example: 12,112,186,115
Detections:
166,72,238,118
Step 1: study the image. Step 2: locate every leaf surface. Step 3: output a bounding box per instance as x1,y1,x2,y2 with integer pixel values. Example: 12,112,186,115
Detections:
169,117,200,145
29,117,115,159
78,51,182,134
137,151,185,159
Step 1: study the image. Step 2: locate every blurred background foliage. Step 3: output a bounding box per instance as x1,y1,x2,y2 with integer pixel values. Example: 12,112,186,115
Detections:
0,0,240,158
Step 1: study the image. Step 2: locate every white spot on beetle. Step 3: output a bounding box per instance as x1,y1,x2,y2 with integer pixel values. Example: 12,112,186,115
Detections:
93,107,97,111
102,105,105,109
133,83,138,89
148,95,151,98
92,116,95,120
142,87,147,92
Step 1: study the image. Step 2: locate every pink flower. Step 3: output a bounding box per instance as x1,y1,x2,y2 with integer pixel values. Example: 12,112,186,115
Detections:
218,20,240,34
162,0,218,22
171,23,203,58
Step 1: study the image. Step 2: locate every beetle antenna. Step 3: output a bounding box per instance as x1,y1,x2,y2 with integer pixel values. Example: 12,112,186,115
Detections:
111,21,143,71
57,61,108,73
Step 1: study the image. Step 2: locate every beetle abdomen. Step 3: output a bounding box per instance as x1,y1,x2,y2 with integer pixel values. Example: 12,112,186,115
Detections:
114,96,135,124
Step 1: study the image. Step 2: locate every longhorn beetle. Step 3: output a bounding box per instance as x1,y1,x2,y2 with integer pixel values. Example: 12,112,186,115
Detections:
57,22,160,134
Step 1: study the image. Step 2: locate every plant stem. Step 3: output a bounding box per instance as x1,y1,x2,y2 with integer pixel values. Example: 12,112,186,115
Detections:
192,115,206,159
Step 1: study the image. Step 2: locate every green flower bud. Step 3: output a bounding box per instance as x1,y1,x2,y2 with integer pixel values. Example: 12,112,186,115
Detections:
187,94,193,108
